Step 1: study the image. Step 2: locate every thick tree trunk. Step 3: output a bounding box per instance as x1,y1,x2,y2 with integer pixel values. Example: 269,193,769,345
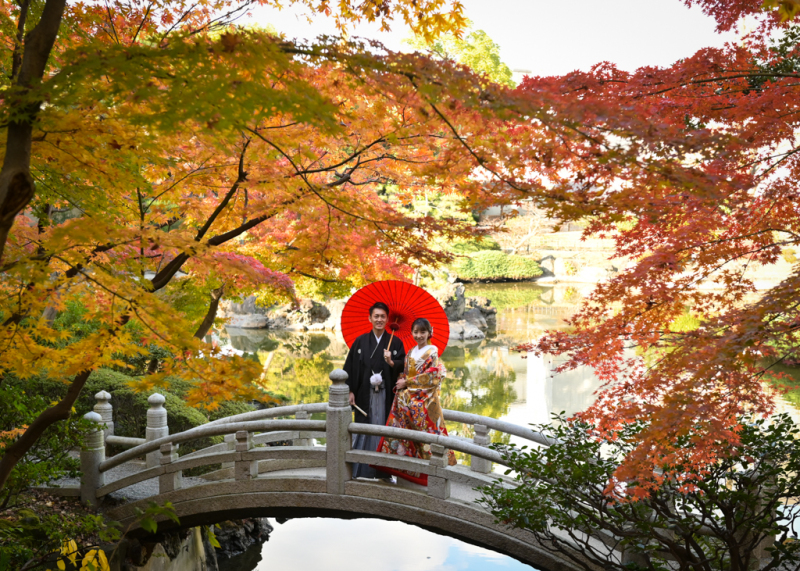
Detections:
0,369,91,491
0,0,68,262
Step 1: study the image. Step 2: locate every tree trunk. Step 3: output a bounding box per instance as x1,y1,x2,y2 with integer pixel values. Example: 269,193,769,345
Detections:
0,369,91,491
0,0,68,262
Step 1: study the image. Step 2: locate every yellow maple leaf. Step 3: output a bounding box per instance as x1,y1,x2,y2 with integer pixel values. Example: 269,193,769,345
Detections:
81,549,109,571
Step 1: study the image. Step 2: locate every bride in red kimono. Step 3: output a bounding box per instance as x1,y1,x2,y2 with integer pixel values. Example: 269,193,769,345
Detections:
376,318,456,485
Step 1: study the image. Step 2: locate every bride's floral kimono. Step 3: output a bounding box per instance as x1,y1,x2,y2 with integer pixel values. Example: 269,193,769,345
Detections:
375,344,456,485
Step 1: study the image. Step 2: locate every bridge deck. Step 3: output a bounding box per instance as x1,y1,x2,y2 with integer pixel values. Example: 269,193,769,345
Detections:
68,459,486,508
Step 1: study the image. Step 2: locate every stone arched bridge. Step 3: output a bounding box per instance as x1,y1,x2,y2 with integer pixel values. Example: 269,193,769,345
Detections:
72,370,580,570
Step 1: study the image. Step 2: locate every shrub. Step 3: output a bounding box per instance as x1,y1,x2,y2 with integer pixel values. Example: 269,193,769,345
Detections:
0,377,91,507
453,251,542,281
77,369,255,455
479,414,800,571
449,236,501,254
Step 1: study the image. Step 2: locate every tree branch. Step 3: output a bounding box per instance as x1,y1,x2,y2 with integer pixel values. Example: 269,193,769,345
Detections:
193,286,225,340
0,369,91,491
10,0,31,80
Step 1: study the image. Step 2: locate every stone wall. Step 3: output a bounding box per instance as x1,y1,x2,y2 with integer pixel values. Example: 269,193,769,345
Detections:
114,528,210,571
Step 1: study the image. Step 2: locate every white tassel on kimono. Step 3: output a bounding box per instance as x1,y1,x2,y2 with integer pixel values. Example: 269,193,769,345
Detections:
369,371,383,387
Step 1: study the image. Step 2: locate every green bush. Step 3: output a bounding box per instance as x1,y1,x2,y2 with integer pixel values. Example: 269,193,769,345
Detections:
453,251,543,281
0,377,90,507
209,400,257,422
479,413,800,571
77,369,255,455
449,237,501,254
78,369,204,439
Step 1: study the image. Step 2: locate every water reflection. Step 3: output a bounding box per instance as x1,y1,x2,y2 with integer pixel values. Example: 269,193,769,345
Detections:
218,518,536,571
213,283,800,571
219,284,603,444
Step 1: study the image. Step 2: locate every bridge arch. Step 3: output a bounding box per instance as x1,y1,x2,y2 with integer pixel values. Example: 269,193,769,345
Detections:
107,476,574,570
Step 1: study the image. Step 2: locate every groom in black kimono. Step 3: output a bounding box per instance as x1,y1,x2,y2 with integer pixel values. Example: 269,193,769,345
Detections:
343,301,406,479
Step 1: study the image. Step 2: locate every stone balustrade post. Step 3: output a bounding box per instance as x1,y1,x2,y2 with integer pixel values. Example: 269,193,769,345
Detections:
221,433,236,471
326,369,351,494
234,430,258,480
145,394,168,468
427,443,451,500
80,412,105,507
748,471,776,565
470,423,492,474
294,410,311,447
158,442,182,493
93,390,114,439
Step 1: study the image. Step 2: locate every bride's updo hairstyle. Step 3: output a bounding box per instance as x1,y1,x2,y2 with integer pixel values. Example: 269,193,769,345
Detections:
411,318,433,341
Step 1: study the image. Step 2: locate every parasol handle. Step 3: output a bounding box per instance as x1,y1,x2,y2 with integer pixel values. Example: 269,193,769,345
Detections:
351,403,368,417
387,322,399,346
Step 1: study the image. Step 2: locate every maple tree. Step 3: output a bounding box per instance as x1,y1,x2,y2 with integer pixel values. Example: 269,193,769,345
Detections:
477,1,800,483
0,0,536,496
3,0,794,513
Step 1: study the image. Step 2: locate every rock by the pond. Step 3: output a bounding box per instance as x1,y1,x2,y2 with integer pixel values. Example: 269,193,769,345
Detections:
449,320,485,341
118,527,211,571
465,296,497,330
224,314,269,329
462,307,487,330
213,518,273,560
219,296,270,329
266,299,331,331
432,283,466,321
219,296,268,316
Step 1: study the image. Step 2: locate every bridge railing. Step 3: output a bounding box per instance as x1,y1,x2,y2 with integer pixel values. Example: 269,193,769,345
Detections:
78,369,552,506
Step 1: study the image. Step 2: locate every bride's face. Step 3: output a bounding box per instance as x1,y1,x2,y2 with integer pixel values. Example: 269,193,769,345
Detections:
412,326,430,347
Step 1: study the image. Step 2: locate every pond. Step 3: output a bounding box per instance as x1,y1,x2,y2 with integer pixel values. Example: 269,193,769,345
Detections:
210,281,800,570
221,283,599,439
219,518,535,571
213,283,597,571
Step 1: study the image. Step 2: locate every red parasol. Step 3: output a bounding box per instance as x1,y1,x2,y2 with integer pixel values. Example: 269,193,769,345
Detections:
341,280,449,354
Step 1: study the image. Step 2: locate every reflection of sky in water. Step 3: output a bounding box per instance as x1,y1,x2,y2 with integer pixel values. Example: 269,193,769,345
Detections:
241,518,536,571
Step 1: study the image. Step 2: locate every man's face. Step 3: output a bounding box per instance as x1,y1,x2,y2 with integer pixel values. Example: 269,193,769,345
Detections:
369,308,388,333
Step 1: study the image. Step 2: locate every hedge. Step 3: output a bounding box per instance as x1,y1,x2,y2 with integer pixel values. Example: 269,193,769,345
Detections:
76,369,257,455
452,251,543,281
449,237,501,255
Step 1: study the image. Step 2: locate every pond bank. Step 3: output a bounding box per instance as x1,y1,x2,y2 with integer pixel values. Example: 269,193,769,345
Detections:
116,519,272,570
219,283,498,341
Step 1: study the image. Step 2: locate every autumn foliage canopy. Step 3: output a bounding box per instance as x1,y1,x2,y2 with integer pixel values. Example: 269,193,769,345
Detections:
502,0,800,485
3,0,800,494
0,0,513,490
